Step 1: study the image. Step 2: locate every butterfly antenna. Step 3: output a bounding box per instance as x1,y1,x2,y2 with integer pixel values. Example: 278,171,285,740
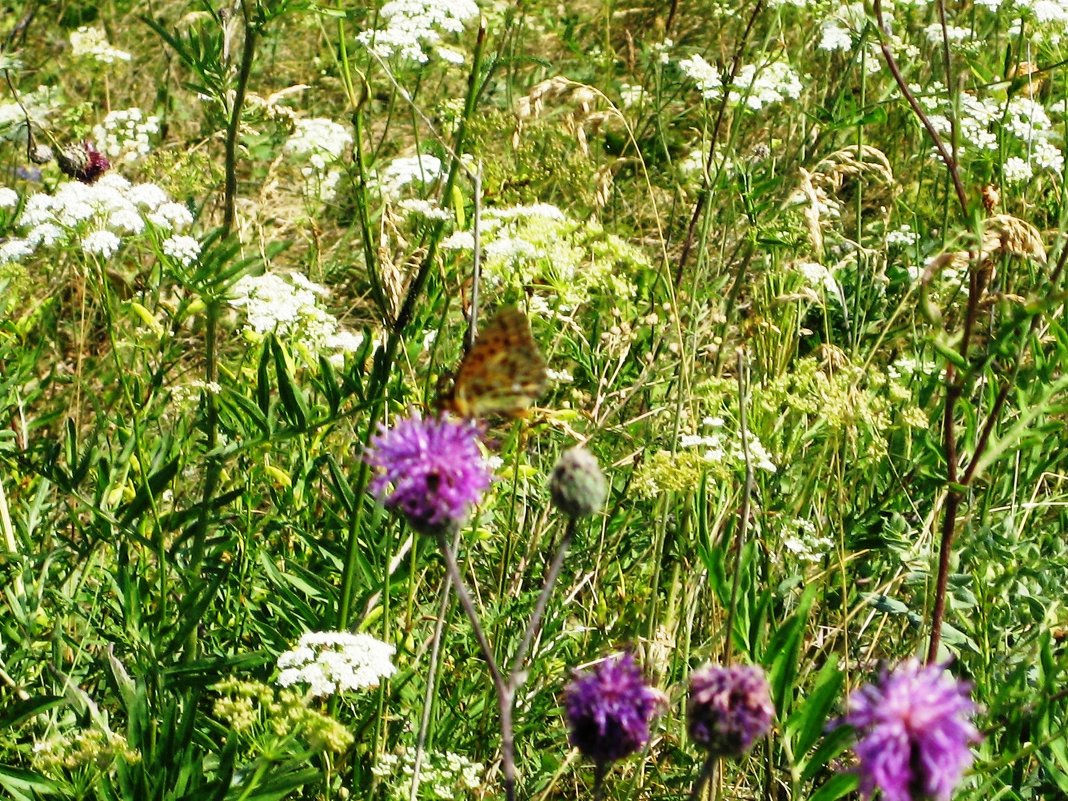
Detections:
464,162,484,353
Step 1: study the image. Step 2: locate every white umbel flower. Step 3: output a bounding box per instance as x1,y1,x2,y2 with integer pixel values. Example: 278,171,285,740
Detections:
82,230,121,258
357,0,479,63
70,27,131,64
375,154,444,197
162,235,201,266
276,631,397,697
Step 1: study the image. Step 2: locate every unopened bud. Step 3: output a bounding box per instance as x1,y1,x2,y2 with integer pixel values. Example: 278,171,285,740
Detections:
550,446,607,518
30,144,54,164
57,142,109,184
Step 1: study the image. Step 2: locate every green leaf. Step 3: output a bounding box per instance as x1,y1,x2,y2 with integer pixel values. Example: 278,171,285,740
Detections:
801,720,854,784
808,772,859,801
788,655,843,761
271,338,309,429
0,765,58,796
0,695,64,728
766,584,817,715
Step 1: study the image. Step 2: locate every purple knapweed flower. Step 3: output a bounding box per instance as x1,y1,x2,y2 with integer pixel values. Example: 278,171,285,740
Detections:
564,652,666,765
57,142,110,184
365,413,491,535
843,660,980,801
687,663,774,757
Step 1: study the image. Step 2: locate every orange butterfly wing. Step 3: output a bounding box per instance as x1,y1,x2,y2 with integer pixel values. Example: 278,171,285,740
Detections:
442,307,548,419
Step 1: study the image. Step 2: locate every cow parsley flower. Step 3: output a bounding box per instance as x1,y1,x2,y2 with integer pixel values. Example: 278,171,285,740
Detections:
82,230,121,258
820,23,854,51
0,188,18,210
93,108,160,164
678,54,722,99
14,174,184,260
374,154,445,197
0,238,33,265
680,56,802,110
373,748,483,801
69,26,131,64
228,271,364,363
276,631,397,697
687,664,774,757
285,118,352,166
1002,155,1034,183
730,62,803,110
564,653,666,766
162,234,201,266
842,660,980,801
356,0,479,63
365,413,491,535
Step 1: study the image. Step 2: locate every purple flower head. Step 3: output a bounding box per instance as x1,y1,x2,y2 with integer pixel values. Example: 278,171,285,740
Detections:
687,663,774,757
57,142,110,184
365,413,491,535
564,652,666,765
843,660,980,801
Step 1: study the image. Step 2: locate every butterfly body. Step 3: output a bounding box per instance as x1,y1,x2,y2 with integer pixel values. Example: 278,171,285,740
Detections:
440,307,548,419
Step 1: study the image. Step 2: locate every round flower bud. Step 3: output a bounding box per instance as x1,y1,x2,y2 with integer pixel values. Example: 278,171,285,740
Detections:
30,143,54,164
57,142,110,184
550,446,607,518
687,663,774,758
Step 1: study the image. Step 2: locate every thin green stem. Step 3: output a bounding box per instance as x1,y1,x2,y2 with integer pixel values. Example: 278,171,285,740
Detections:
223,0,257,236
723,350,753,665
688,755,718,801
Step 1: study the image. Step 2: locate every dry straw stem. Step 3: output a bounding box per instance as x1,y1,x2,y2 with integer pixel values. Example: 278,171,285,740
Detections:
923,215,1047,286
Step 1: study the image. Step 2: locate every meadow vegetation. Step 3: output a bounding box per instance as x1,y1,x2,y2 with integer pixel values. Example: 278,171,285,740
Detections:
1,0,1067,799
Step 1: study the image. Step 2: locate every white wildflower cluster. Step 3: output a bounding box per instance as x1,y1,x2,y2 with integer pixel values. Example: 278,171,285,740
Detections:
886,224,919,248
440,202,643,305
981,0,1068,32
356,0,479,64
284,118,353,201
680,416,777,473
228,271,366,364
816,3,919,70
0,188,18,210
619,83,645,108
374,154,445,198
794,261,840,297
276,631,396,697
69,26,131,64
778,518,835,565
679,148,707,175
917,83,1065,176
679,56,802,110
93,108,160,165
819,22,855,52
730,62,803,109
887,354,938,379
372,748,483,801
397,198,451,220
162,234,201,266
0,174,192,266
678,55,721,98
922,23,971,44
0,85,62,138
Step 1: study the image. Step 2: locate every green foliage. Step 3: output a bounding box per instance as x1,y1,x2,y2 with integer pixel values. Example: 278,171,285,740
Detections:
1,0,1068,799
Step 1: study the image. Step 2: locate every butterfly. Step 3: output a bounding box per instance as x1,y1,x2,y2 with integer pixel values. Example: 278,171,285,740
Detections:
439,306,549,419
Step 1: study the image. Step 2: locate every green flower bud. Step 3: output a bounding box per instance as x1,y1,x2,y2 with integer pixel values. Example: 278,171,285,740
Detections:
550,446,607,518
